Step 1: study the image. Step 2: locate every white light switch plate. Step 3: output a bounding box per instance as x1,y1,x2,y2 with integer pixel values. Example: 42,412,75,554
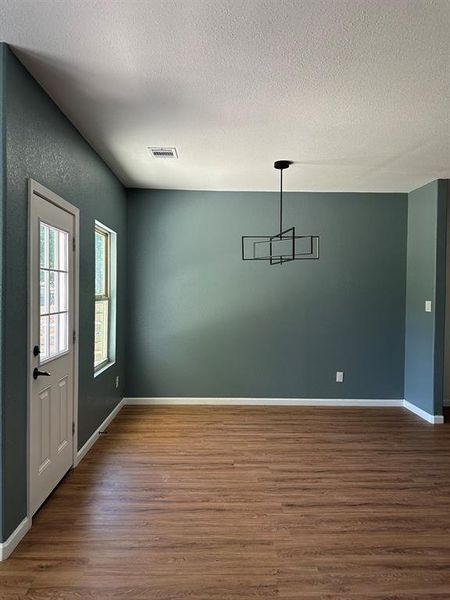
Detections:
425,300,432,313
336,371,344,383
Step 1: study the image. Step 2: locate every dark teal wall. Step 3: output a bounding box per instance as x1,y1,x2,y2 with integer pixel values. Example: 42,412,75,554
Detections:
126,189,408,400
0,44,6,543
1,46,127,541
434,181,448,413
404,180,448,415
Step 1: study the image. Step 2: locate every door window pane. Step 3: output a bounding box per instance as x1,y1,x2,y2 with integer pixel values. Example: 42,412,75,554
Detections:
40,315,49,361
49,314,58,356
39,221,70,362
48,226,57,270
40,270,49,314
59,230,68,271
59,312,68,353
49,271,58,313
59,273,68,312
40,223,48,268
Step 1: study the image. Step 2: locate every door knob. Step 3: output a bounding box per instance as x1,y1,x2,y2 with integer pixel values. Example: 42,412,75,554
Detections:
33,368,51,380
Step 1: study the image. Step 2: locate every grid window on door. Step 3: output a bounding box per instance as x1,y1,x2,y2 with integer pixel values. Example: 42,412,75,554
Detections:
40,222,69,362
94,225,110,369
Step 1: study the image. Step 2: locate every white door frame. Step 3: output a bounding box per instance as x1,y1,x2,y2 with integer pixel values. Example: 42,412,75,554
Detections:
27,179,80,523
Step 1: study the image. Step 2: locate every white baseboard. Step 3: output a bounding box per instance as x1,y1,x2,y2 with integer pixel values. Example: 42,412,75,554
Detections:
0,517,30,561
124,397,445,424
74,399,125,467
124,397,404,407
403,400,444,424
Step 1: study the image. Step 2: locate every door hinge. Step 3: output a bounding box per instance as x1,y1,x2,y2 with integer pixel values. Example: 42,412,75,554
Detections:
72,421,75,436
73,237,76,252
73,330,76,344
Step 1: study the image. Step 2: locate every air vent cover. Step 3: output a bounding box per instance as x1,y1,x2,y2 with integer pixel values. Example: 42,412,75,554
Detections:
149,147,178,158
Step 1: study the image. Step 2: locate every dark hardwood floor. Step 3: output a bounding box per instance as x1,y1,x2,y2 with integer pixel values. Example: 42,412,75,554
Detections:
2,405,450,599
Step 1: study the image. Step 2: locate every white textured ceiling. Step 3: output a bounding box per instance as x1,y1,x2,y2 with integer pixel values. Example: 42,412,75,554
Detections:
0,0,449,192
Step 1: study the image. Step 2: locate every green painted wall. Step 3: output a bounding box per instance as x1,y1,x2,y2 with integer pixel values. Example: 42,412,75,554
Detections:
444,200,450,400
0,44,6,543
0,45,127,541
404,180,448,415
126,188,408,400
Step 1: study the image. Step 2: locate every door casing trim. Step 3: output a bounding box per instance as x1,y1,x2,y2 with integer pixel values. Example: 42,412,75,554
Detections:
27,179,80,527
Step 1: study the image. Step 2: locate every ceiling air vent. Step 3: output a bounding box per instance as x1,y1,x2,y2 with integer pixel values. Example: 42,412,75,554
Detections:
149,147,178,158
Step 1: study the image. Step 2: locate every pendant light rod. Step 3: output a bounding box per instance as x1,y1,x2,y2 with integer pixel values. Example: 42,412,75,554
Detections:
280,168,283,233
274,160,293,234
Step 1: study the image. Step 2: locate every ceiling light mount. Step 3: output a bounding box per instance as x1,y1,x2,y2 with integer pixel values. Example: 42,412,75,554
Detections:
274,160,293,170
241,160,320,265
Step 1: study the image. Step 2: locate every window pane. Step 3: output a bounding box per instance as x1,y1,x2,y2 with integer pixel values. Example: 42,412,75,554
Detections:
94,223,115,372
49,271,58,313
40,315,49,361
59,312,68,353
59,272,68,312
40,270,49,315
39,223,70,362
59,230,68,271
94,299,109,367
48,226,57,270
95,230,107,296
40,223,48,268
49,314,58,357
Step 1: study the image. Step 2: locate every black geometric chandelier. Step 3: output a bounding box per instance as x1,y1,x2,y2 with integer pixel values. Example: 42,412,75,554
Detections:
241,160,320,265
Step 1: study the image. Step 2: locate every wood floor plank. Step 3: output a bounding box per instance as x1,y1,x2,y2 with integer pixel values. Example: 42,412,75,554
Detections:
1,405,450,599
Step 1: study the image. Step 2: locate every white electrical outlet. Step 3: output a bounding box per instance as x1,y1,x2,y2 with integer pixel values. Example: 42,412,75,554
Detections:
115,376,120,389
425,300,432,313
336,371,344,383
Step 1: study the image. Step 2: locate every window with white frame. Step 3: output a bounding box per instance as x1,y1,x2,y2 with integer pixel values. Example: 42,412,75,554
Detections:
94,221,116,372
40,221,70,362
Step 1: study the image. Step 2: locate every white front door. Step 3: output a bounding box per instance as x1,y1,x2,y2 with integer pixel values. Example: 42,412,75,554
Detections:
29,187,76,515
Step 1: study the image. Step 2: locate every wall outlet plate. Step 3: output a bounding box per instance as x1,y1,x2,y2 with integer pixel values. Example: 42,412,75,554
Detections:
425,300,432,312
336,371,344,383
115,376,120,389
